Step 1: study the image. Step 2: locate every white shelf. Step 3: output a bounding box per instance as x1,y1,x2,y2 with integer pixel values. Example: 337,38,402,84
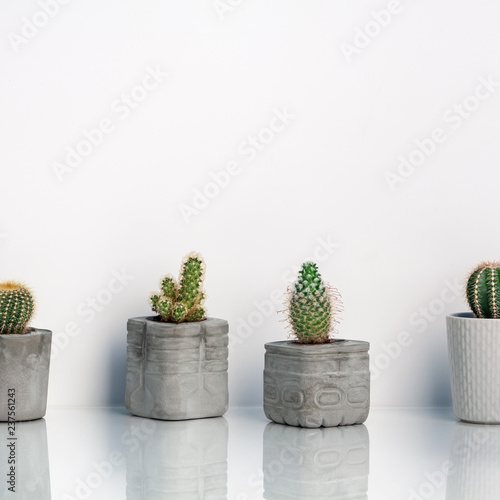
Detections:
1,407,497,499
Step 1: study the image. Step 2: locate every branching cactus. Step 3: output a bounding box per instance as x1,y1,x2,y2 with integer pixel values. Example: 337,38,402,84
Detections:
466,261,500,319
150,252,207,323
284,262,342,343
0,281,35,334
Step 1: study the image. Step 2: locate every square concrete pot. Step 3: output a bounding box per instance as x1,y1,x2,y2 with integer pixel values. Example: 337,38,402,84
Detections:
264,340,370,428
447,312,500,423
0,328,52,422
125,317,229,420
263,422,369,499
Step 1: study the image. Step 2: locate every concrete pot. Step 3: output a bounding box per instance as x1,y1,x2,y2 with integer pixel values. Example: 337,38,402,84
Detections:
126,417,228,499
264,340,370,428
447,313,500,423
263,422,369,500
0,328,52,422
0,419,51,498
125,317,229,420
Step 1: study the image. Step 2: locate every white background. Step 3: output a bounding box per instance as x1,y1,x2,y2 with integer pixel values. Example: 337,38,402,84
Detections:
2,0,500,409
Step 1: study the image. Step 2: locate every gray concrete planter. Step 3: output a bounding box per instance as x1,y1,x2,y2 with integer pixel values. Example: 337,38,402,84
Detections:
263,422,369,499
0,328,52,422
125,317,229,420
447,312,500,423
264,340,370,428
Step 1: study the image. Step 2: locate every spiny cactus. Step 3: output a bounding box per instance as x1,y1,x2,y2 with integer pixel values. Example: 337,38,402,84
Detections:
0,281,35,334
284,262,342,344
150,252,207,323
466,261,500,319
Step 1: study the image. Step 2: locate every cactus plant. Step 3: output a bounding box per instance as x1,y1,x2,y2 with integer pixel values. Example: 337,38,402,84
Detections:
0,281,36,334
466,261,500,319
284,262,342,343
150,252,207,323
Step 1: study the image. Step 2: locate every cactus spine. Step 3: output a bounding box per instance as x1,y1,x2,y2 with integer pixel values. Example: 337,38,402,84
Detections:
466,261,500,319
0,281,35,334
150,252,207,323
285,262,342,343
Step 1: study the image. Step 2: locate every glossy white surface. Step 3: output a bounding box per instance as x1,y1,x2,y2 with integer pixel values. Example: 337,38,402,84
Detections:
0,407,498,499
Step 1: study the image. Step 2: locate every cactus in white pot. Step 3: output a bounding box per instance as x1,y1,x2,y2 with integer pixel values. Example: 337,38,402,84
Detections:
447,261,500,424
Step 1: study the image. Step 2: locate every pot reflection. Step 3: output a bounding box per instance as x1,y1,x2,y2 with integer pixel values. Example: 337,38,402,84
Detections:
446,422,500,499
0,419,51,498
126,416,228,499
263,423,369,500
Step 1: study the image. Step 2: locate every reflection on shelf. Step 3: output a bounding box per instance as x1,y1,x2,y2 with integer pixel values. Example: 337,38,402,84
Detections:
0,419,51,498
446,422,500,499
126,416,228,499
263,423,369,500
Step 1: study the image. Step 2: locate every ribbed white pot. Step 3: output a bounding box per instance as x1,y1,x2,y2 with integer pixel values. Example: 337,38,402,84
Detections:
447,313,500,424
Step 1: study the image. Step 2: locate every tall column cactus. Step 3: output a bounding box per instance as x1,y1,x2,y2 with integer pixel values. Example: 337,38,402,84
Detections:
150,252,207,323
0,281,35,334
285,262,342,343
466,261,500,318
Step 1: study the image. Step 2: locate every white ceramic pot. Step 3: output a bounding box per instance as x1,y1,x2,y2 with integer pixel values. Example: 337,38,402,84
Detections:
447,313,500,424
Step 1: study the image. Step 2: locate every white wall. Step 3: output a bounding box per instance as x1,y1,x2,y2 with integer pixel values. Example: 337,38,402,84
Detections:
1,0,499,408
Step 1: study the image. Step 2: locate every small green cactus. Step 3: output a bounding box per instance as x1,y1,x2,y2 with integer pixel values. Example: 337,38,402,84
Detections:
0,281,36,334
284,262,342,343
150,252,207,323
466,261,500,318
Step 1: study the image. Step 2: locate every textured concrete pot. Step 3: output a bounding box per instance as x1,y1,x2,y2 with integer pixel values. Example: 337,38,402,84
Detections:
0,419,51,498
446,422,500,499
0,328,52,422
125,317,229,420
264,340,370,428
264,422,369,500
447,313,500,423
126,417,227,499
